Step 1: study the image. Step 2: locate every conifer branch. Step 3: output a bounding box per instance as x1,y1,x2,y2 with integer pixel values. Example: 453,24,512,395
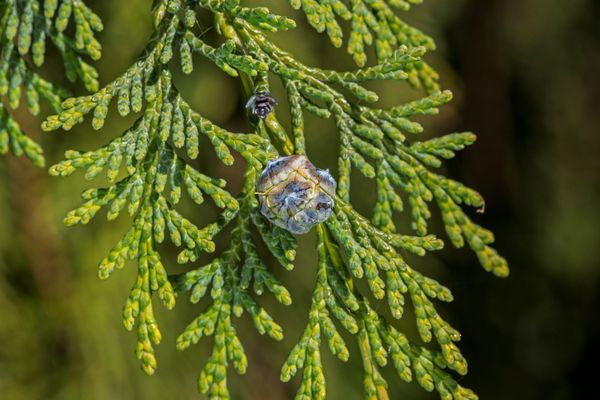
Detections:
0,0,102,166
289,0,439,90
40,1,508,398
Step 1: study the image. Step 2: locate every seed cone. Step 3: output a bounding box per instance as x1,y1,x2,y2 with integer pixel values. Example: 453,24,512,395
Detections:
256,155,336,234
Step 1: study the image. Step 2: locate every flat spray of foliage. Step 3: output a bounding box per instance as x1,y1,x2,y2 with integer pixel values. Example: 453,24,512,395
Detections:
3,0,509,399
0,0,102,166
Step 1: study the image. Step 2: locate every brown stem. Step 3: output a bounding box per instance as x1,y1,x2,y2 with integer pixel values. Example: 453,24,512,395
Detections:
215,13,294,156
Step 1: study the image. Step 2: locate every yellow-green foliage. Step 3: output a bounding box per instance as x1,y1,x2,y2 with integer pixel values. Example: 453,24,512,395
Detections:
0,0,102,166
38,0,508,399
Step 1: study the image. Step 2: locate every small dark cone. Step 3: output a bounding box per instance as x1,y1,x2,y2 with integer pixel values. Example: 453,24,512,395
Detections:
247,91,277,120
253,102,273,119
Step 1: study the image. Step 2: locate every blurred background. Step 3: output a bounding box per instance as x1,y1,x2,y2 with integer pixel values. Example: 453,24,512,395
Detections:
1,0,599,399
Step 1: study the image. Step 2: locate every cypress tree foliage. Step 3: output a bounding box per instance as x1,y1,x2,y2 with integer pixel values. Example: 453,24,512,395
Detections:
0,0,102,166
40,0,508,399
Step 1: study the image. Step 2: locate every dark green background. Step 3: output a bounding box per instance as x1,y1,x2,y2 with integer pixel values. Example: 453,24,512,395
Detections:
1,0,599,399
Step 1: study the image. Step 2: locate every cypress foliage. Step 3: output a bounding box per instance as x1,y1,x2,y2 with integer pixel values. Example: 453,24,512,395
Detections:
0,0,102,166
4,0,509,398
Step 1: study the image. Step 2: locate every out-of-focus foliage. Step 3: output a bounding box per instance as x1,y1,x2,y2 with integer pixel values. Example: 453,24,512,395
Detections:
0,0,102,166
1,0,599,399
